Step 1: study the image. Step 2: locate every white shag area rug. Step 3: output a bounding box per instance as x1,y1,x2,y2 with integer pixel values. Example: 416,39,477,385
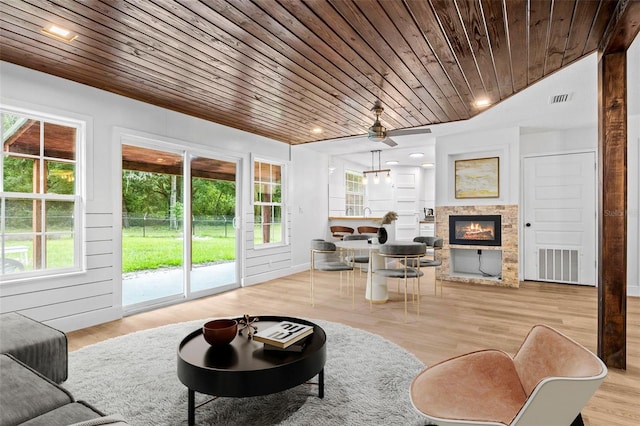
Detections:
65,319,430,426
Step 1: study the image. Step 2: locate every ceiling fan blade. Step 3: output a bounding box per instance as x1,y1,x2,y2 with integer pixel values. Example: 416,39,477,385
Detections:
382,137,398,147
387,128,431,136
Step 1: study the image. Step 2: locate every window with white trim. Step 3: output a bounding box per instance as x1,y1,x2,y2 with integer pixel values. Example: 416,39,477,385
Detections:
253,159,283,246
345,170,364,216
1,109,83,279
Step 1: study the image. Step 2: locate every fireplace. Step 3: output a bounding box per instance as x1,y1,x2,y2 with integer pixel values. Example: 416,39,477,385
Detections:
449,215,502,246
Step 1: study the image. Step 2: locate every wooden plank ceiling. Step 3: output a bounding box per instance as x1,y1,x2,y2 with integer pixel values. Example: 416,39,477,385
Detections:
0,0,624,146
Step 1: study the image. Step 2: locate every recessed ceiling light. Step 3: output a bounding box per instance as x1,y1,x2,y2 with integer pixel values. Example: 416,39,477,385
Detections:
409,152,424,158
41,24,78,42
421,162,435,168
385,160,399,165
475,98,490,107
310,127,323,135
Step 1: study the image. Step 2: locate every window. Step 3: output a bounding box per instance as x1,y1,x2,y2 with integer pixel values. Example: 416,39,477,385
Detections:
345,170,364,216
253,159,283,246
1,109,82,279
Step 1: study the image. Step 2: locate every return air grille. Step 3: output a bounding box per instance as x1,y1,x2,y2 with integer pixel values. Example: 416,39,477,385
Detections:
538,248,579,283
549,93,572,104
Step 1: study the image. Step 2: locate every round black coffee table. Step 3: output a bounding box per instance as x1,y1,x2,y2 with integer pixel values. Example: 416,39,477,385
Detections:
177,316,326,425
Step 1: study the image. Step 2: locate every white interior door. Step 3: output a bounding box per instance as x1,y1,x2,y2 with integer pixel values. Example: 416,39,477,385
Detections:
394,171,419,241
523,152,596,285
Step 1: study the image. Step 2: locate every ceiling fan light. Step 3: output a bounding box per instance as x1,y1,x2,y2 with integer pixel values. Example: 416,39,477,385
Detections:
368,115,387,142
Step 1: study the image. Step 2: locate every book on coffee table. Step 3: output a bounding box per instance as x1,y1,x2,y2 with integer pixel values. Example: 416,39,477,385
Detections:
254,321,314,348
263,335,311,353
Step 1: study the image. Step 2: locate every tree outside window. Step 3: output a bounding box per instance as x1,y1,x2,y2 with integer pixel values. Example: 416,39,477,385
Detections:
1,110,81,278
253,159,283,245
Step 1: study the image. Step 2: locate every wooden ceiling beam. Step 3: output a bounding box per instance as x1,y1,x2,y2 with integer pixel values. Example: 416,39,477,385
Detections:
600,0,640,54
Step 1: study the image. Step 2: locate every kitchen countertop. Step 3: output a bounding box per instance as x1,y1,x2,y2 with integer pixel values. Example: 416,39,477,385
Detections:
328,216,383,221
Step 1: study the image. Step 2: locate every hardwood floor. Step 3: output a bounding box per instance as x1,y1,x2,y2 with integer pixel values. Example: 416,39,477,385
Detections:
67,270,640,426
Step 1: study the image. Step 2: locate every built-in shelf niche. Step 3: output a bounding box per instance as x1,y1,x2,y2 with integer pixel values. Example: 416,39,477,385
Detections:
450,248,502,281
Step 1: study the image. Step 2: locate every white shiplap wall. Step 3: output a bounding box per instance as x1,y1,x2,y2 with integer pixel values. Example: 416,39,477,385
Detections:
0,61,323,331
0,212,120,331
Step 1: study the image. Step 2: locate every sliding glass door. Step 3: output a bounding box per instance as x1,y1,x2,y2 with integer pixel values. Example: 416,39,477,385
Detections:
121,143,239,310
189,155,237,293
121,146,184,306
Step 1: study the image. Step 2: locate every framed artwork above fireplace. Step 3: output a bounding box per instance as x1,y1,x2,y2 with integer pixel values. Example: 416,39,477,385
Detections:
454,157,499,199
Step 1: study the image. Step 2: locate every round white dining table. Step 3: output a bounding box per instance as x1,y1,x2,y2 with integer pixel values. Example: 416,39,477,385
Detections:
334,239,390,303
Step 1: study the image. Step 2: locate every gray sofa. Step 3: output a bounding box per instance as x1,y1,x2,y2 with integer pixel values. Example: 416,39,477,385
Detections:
0,313,127,426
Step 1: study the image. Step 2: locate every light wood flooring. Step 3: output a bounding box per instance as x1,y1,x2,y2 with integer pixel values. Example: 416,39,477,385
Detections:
68,270,640,426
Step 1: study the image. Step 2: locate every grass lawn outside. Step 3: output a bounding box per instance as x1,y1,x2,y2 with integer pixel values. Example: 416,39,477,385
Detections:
122,226,235,273
4,222,284,274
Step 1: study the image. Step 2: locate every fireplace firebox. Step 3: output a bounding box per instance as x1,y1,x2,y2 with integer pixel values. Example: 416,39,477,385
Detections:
449,215,502,246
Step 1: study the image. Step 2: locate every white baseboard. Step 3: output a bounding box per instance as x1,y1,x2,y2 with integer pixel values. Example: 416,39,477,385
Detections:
242,263,309,287
45,306,123,333
629,285,640,297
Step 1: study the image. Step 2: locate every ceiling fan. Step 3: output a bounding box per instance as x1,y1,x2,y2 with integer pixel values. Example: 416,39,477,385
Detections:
368,103,431,147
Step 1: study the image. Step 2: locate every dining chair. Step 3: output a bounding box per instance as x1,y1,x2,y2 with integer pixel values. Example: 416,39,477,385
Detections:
372,242,426,322
401,236,444,296
343,234,370,279
309,239,355,307
410,324,607,426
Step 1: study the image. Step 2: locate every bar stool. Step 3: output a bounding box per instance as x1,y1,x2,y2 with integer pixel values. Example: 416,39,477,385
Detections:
330,226,354,240
357,226,379,236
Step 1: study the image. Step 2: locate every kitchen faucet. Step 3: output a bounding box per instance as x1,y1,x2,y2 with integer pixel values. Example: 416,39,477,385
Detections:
363,207,372,217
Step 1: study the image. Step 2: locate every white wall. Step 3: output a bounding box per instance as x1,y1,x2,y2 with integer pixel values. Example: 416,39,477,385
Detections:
520,127,597,156
420,166,436,214
290,145,330,268
0,61,326,330
435,126,520,206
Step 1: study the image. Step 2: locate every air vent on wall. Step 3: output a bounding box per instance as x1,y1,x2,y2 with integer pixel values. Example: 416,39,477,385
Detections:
549,93,572,104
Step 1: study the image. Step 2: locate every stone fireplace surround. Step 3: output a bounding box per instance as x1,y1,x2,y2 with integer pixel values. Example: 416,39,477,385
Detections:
436,205,519,288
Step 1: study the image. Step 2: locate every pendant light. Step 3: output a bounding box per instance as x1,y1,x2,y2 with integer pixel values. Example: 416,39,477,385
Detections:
362,150,391,185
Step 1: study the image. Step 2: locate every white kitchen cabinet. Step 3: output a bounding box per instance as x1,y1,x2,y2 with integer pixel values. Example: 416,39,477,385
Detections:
419,222,435,237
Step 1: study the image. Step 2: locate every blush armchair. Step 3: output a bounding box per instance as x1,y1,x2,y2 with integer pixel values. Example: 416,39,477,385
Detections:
410,324,607,426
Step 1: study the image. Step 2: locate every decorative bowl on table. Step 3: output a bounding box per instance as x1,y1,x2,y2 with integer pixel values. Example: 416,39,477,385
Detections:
203,319,238,347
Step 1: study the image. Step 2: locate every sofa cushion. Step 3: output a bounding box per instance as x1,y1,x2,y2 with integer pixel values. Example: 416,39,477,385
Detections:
0,354,73,426
0,312,68,383
19,401,104,426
